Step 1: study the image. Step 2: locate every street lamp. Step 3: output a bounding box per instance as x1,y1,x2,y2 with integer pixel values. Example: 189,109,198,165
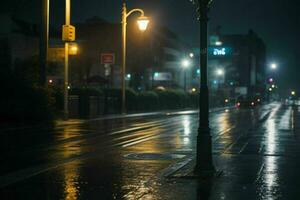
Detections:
216,68,224,76
270,63,277,70
182,59,191,68
291,91,296,96
181,58,191,91
190,0,215,176
121,1,149,114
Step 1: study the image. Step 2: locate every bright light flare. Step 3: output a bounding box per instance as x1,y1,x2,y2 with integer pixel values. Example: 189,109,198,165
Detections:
215,41,223,46
271,63,277,70
137,16,149,31
216,69,224,76
181,59,191,68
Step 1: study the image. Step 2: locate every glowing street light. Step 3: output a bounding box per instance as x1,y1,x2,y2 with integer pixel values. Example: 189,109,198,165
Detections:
69,43,78,55
181,58,191,91
121,1,149,114
215,41,223,46
181,59,191,68
189,53,194,58
291,91,296,96
137,16,150,31
270,63,277,70
216,68,224,76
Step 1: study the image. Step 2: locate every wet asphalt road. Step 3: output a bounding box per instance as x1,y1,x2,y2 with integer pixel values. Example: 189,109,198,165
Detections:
0,103,300,199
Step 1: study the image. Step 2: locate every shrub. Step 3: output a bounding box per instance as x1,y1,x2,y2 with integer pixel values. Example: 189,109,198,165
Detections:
0,81,54,124
157,89,189,109
137,91,159,111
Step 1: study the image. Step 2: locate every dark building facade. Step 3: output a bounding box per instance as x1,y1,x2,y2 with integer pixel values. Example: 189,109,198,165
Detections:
206,30,267,99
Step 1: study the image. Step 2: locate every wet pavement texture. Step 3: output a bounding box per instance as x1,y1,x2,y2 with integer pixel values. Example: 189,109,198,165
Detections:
0,103,300,199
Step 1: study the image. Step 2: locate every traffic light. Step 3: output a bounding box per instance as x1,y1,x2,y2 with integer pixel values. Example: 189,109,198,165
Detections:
62,25,76,42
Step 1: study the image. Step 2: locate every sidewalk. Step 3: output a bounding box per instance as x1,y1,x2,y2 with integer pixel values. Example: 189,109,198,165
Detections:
141,105,300,200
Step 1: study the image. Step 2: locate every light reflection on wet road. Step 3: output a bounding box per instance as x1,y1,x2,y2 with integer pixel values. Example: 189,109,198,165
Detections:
0,103,300,199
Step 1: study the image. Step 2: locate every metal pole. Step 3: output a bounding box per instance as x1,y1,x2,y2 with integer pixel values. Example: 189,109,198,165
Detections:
121,2,127,114
39,0,49,86
64,0,70,119
195,0,215,175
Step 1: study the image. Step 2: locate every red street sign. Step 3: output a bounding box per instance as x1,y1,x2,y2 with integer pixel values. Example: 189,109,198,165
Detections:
101,53,115,64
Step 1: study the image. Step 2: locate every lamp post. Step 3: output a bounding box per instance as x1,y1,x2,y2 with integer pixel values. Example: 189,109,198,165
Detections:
121,1,149,114
190,0,215,175
62,0,75,119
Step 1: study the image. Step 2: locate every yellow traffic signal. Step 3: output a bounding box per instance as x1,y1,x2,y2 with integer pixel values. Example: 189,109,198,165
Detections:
62,25,76,42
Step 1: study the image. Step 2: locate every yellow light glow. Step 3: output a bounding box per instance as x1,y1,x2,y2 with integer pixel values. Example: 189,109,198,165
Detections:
225,99,229,103
69,44,78,55
291,91,296,96
192,88,197,92
137,16,149,31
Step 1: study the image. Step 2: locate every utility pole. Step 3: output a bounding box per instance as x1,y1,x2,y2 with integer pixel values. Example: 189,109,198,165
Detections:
121,1,127,114
62,0,75,119
193,0,215,175
39,0,49,86
64,0,70,119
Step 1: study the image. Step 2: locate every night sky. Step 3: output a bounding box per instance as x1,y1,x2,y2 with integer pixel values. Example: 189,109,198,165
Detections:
2,0,300,94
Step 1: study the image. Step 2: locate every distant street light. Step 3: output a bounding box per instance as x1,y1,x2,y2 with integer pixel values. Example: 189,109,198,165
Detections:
182,59,191,68
121,1,149,114
291,91,296,96
69,43,78,55
190,0,215,175
216,68,224,76
181,58,191,91
270,63,277,70
189,53,194,58
215,41,222,46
